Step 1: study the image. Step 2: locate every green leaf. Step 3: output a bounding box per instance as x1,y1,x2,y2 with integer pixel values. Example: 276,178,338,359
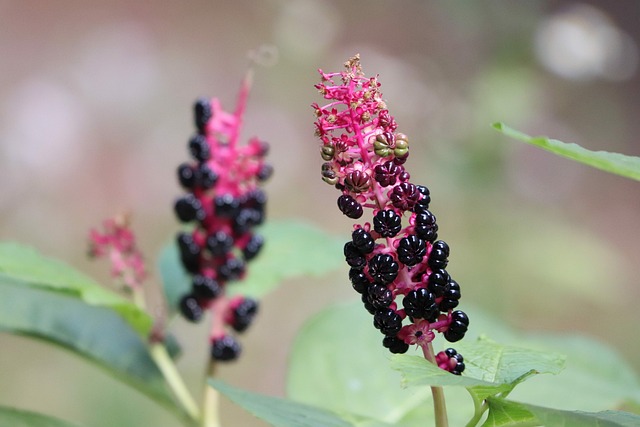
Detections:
0,242,151,336
159,220,344,314
210,380,393,427
392,337,565,401
0,278,188,424
0,405,82,427
485,398,640,427
287,302,433,425
492,122,640,181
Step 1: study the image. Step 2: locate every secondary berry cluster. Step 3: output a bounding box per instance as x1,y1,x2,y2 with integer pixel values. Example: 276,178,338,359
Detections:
313,55,468,374
174,76,271,362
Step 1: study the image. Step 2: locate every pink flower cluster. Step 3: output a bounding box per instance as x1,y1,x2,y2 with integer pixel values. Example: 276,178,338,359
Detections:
313,55,468,374
88,214,147,290
174,73,271,361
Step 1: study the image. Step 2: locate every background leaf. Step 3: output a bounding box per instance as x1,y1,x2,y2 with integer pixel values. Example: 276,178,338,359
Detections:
210,380,392,427
0,405,82,427
159,219,344,314
0,242,151,336
492,122,640,181
0,277,187,424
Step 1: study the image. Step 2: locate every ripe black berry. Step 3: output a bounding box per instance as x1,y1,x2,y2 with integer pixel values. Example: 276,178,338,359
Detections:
257,164,274,182
177,232,201,273
179,294,203,322
174,194,205,223
373,209,402,237
198,164,218,189
218,257,245,281
230,298,259,332
373,308,403,335
414,210,438,242
390,182,420,211
214,194,241,218
361,292,377,314
383,335,409,354
427,269,449,297
351,228,375,254
367,283,393,309
397,235,427,266
243,234,264,261
177,163,198,189
337,194,363,219
439,279,461,311
402,288,439,321
428,240,450,269
415,185,430,209
192,274,221,299
373,160,401,187
194,98,212,133
233,208,262,234
344,242,366,269
444,310,469,343
189,134,211,162
211,335,241,362
367,254,399,284
349,268,370,294
206,231,234,257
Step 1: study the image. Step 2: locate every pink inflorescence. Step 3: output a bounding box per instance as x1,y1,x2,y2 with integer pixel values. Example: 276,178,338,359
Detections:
174,74,271,362
88,214,147,290
313,55,468,375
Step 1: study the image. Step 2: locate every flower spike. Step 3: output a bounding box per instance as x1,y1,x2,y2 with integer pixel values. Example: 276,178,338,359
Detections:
313,55,468,374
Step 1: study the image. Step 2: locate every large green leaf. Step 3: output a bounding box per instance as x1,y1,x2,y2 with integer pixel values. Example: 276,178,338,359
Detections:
492,122,640,181
0,278,189,424
484,398,640,427
0,242,151,336
210,380,392,427
0,405,82,427
159,220,344,314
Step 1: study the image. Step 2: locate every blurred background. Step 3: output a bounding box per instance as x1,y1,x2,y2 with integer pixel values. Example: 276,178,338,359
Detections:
1,1,639,425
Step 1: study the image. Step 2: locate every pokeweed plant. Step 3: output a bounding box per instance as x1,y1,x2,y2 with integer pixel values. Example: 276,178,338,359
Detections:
1,53,640,427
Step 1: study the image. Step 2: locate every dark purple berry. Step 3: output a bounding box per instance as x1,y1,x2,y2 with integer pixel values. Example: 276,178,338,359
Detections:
231,298,259,332
189,134,211,162
211,335,241,362
444,348,458,358
373,210,402,237
367,283,393,309
192,274,221,299
194,98,212,132
349,268,370,294
198,164,218,189
397,235,427,266
233,208,262,234
428,240,450,269
362,292,377,314
373,309,403,335
403,288,439,321
444,310,469,343
214,194,241,218
414,210,438,242
174,194,205,223
368,254,399,284
352,228,375,254
337,194,363,219
383,335,409,354
373,160,401,187
345,170,371,193
218,257,245,281
257,164,274,182
398,171,410,182
344,241,366,269
439,279,461,311
177,232,201,273
206,231,234,256
427,269,449,297
415,185,430,209
243,234,264,261
390,183,420,211
179,294,203,322
177,163,198,189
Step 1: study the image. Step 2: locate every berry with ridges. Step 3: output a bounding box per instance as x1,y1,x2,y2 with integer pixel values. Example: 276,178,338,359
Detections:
194,98,212,132
177,232,201,273
373,308,403,335
211,335,241,362
344,241,366,269
368,254,399,284
351,228,375,254
374,160,401,187
198,164,218,189
349,268,370,293
192,274,221,299
373,209,402,237
257,164,274,182
444,310,469,342
390,182,420,211
427,269,449,297
383,335,409,354
403,288,439,321
337,194,363,219
367,283,393,309
415,185,430,209
397,235,427,266
439,279,461,311
214,194,241,218
414,210,438,242
189,134,210,162
206,231,234,256
428,240,450,269
230,298,259,332
243,234,264,261
179,294,203,322
218,257,245,281
174,194,205,223
177,163,198,189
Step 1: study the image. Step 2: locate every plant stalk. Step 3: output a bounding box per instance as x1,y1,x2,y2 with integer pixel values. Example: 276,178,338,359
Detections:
202,360,221,427
423,343,449,427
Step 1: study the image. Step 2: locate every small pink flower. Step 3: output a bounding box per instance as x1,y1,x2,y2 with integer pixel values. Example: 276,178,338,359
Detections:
398,320,435,347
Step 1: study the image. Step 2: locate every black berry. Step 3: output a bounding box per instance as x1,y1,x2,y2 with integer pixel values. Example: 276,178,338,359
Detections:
439,279,461,311
373,209,402,237
337,194,363,219
218,257,245,281
415,185,430,209
444,310,469,343
257,164,274,182
397,235,427,266
174,194,205,223
177,232,201,273
206,231,234,257
367,254,399,284
230,298,259,332
344,241,366,269
383,335,409,354
390,182,420,211
211,335,241,362
179,294,203,322
177,163,198,189
349,268,370,294
367,283,393,309
373,309,403,336
192,274,221,299
243,234,264,261
214,194,241,218
194,98,212,133
428,240,449,269
198,164,218,189
402,288,439,321
189,134,211,162
414,210,438,242
373,160,401,187
351,228,375,254
427,269,449,297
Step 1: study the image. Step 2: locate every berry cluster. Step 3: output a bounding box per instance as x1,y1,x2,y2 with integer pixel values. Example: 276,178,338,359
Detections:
174,75,271,362
313,55,468,374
